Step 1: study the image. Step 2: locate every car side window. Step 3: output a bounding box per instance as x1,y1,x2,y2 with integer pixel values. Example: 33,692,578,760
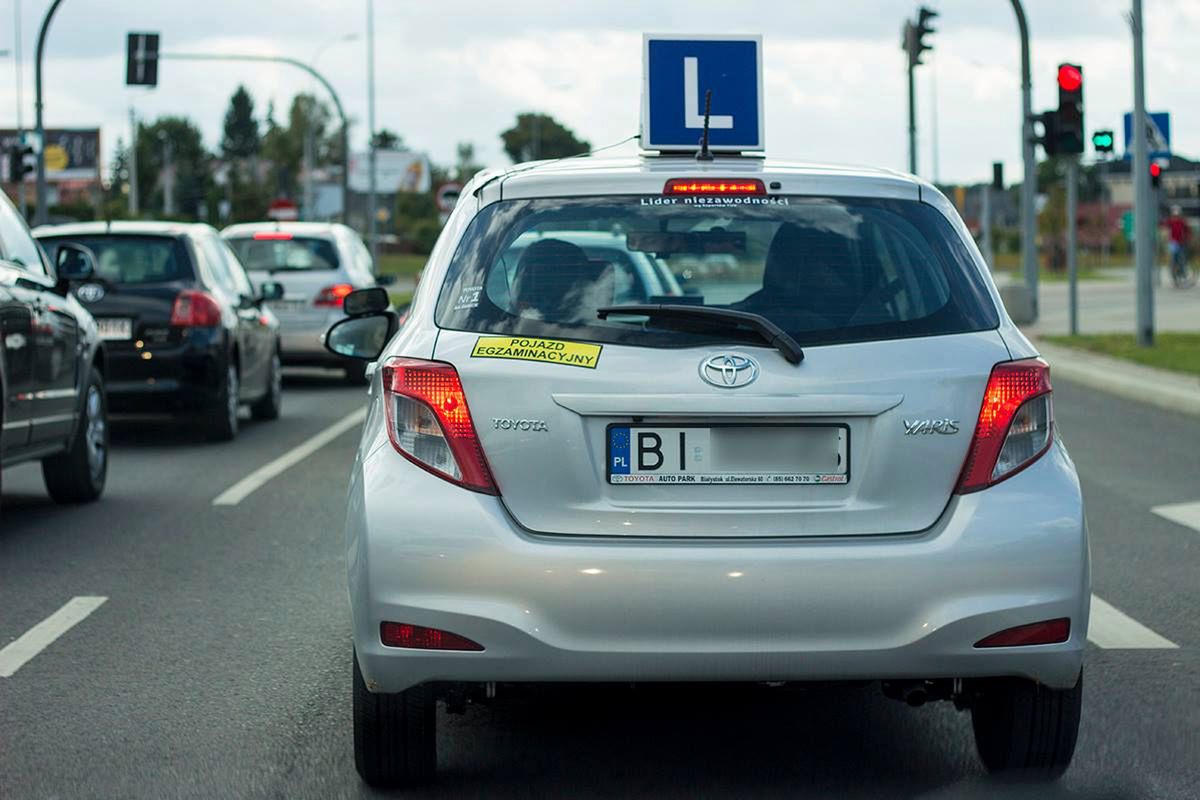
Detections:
219,239,255,297
0,194,49,276
198,234,239,300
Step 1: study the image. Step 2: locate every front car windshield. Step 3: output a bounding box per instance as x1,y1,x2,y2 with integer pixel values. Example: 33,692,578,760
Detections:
226,235,340,272
436,195,998,349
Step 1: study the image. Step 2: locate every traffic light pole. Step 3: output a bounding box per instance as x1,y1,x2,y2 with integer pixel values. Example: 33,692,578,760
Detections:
907,57,917,175
159,53,350,224
1066,158,1079,336
33,0,65,226
1131,0,1154,347
1010,0,1038,321
128,107,139,216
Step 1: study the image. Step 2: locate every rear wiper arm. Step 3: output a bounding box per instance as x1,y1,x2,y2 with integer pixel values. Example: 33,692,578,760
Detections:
597,304,804,365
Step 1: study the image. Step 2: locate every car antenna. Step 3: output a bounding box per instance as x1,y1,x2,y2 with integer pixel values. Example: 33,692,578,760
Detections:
696,90,714,162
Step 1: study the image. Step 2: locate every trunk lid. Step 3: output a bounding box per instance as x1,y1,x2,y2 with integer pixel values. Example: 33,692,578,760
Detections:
435,329,1008,538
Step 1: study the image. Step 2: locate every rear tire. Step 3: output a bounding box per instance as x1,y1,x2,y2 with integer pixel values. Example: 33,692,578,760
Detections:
353,651,436,788
204,362,240,442
971,670,1082,780
43,368,108,503
250,353,282,421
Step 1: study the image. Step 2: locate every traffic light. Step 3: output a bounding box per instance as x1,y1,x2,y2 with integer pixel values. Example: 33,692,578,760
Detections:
6,144,34,184
1150,162,1162,189
1055,63,1085,155
1092,129,1115,154
126,32,160,87
903,7,938,68
1038,111,1060,157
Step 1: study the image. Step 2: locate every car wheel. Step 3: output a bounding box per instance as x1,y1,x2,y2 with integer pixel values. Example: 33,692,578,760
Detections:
353,651,436,788
971,670,1082,780
250,352,282,421
42,368,108,503
205,362,240,442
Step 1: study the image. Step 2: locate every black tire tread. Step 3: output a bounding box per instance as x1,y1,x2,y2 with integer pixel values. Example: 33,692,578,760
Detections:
353,653,436,788
250,355,281,421
42,369,106,504
971,670,1082,780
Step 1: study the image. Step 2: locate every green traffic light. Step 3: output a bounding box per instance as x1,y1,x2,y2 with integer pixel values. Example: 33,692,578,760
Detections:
1092,131,1115,151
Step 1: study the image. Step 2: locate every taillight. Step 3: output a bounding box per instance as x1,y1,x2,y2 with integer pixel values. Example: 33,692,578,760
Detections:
381,357,497,494
380,622,484,651
663,178,766,195
314,283,354,307
974,618,1070,648
169,289,222,327
956,358,1053,493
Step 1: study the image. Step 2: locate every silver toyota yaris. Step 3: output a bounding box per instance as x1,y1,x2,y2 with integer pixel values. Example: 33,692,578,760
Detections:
326,155,1089,788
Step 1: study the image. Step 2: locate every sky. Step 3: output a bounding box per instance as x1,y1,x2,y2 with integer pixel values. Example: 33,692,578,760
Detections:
2,0,1199,187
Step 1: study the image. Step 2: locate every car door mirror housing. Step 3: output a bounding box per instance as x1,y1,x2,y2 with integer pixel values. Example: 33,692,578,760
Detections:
344,286,390,317
324,313,396,361
55,242,97,281
258,281,285,302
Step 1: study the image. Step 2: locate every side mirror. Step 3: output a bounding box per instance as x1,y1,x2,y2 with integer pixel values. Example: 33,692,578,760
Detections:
344,286,390,317
324,313,396,361
375,273,397,287
258,281,285,302
55,242,97,281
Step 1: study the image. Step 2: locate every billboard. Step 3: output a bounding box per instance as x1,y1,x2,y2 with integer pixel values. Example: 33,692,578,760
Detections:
348,150,431,194
0,128,101,183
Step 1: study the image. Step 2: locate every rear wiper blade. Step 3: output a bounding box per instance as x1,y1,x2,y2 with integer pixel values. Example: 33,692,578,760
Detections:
596,304,805,365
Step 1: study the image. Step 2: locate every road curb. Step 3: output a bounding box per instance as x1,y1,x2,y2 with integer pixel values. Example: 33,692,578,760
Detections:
1032,339,1200,419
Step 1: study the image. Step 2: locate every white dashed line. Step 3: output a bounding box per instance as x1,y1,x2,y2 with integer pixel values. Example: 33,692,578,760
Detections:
1088,594,1178,650
1151,501,1200,534
213,407,367,506
0,596,108,678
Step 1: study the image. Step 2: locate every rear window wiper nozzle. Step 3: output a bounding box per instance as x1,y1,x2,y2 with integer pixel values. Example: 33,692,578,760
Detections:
597,304,805,365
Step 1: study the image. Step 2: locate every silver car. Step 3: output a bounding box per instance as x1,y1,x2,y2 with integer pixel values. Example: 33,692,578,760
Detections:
325,157,1089,788
222,221,382,383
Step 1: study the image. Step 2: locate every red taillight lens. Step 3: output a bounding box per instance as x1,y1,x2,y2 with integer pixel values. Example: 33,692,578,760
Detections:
314,283,354,307
252,231,293,240
381,357,497,494
169,289,222,327
380,622,484,651
956,358,1053,493
975,618,1070,648
663,178,766,196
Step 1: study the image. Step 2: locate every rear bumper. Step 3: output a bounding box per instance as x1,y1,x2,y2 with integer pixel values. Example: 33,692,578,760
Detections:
279,327,346,367
350,432,1089,694
105,329,227,412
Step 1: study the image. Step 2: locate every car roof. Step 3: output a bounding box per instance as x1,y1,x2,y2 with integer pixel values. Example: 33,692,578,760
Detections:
474,154,924,202
33,220,212,239
221,221,346,238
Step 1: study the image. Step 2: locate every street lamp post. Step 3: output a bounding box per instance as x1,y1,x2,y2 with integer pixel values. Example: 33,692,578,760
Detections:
366,0,379,268
1009,0,1038,321
306,33,358,222
33,0,65,226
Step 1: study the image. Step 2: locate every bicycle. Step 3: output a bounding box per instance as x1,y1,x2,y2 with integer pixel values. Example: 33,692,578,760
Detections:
1170,243,1196,289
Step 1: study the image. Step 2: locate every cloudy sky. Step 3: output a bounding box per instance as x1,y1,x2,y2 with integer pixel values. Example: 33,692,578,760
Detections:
3,0,1198,185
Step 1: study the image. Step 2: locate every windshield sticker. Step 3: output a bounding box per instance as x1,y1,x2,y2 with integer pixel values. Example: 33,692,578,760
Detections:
640,196,790,207
453,285,483,311
471,336,602,369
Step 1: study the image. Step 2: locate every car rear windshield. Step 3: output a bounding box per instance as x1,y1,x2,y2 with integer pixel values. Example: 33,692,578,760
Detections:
226,235,339,272
40,235,193,285
435,196,999,349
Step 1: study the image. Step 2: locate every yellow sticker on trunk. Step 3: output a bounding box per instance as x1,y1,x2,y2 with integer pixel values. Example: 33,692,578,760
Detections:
471,336,602,369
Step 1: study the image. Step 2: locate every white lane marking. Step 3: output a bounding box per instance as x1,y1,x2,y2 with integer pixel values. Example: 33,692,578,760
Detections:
0,596,108,678
213,407,367,506
1088,594,1178,649
1151,501,1200,534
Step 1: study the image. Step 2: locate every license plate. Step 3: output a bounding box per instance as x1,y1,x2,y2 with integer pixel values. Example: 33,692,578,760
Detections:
96,318,133,340
607,424,849,485
267,299,308,313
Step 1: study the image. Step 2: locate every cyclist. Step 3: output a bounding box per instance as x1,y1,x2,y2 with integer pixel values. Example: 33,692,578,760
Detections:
1166,205,1193,287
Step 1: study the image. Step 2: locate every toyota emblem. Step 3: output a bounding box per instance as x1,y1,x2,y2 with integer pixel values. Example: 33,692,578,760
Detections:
75,283,105,303
699,353,759,389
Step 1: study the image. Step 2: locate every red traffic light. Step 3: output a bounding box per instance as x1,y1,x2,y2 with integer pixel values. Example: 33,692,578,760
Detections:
1150,163,1162,177
1057,64,1083,93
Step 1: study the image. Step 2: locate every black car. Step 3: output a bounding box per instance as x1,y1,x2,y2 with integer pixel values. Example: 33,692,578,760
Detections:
36,222,283,441
0,191,108,503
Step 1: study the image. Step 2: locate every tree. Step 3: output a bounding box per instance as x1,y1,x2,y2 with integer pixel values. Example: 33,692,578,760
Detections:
221,86,261,160
500,113,589,163
135,116,212,220
260,93,333,197
372,128,404,150
393,190,441,254
454,142,483,183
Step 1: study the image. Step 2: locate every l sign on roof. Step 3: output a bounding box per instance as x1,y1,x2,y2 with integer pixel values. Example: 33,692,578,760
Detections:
642,34,764,153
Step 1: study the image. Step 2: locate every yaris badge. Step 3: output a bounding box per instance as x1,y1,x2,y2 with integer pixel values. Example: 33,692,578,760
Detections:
699,353,759,388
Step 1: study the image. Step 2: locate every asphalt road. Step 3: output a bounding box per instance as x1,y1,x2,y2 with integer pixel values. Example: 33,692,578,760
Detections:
1,370,1197,799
